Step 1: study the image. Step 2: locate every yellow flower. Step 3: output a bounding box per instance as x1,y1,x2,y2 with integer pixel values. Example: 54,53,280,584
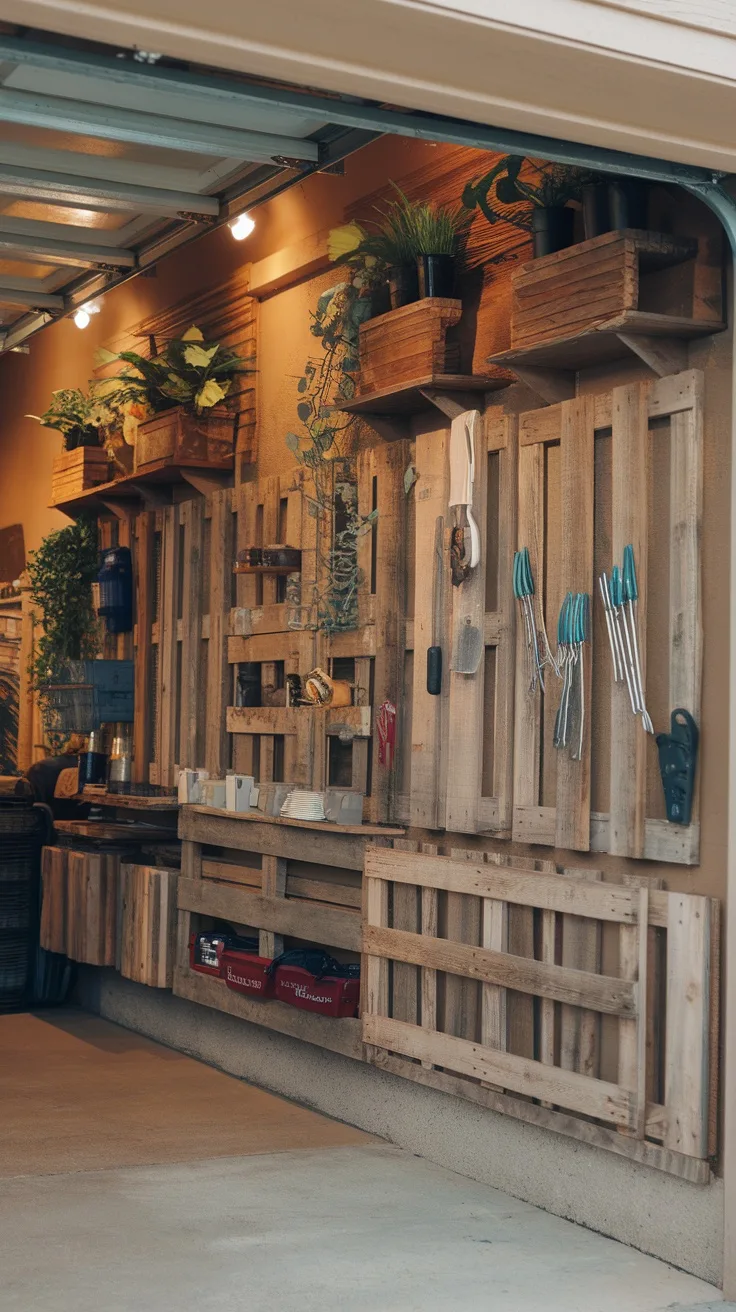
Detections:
196,379,226,409
183,343,218,368
122,414,138,446
327,222,365,263
181,325,204,341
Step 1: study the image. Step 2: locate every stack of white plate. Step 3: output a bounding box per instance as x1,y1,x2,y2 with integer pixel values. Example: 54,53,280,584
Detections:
280,789,326,821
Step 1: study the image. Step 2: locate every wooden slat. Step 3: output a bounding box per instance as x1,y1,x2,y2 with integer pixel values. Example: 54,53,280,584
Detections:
362,874,389,1059
664,894,711,1157
489,420,517,831
363,924,636,1017
40,846,67,955
205,487,235,777
372,441,409,823
158,505,180,789
409,421,448,828
178,874,360,952
482,893,509,1090
609,381,649,857
364,846,640,922
443,848,481,1042
560,869,602,1078
512,439,545,857
365,1014,633,1126
555,395,595,851
669,373,704,723
259,854,286,959
132,510,155,782
179,497,204,770
202,857,261,889
445,411,487,832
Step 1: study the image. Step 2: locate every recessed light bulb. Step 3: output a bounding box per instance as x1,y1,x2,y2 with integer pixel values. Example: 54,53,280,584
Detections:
74,309,91,330
229,213,255,241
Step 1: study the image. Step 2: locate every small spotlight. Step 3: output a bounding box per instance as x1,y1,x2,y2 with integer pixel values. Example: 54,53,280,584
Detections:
229,212,255,241
74,308,91,330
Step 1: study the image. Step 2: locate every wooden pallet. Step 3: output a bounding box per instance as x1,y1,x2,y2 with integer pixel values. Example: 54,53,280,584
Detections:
362,844,717,1173
512,370,703,862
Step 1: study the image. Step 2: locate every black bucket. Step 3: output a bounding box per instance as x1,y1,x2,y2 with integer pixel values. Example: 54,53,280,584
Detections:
532,206,575,259
417,254,455,298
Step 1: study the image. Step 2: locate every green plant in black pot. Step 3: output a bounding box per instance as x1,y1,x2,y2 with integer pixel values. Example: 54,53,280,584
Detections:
27,388,109,451
408,194,469,298
462,156,594,258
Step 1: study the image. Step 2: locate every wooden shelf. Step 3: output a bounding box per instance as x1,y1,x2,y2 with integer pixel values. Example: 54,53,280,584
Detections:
54,818,176,843
226,704,373,737
233,564,299,576
49,457,233,517
489,311,725,403
340,372,510,418
77,789,179,812
174,964,363,1059
186,802,405,838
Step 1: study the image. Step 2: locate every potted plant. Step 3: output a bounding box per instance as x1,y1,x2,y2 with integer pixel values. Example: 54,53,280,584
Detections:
96,325,252,473
27,388,110,451
462,156,596,258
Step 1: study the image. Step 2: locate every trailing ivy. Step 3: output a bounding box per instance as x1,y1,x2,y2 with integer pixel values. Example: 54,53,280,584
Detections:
26,516,100,747
286,275,377,632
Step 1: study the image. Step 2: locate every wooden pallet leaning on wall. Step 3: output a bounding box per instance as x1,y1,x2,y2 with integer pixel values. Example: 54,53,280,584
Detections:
407,404,516,835
512,369,703,863
362,845,718,1182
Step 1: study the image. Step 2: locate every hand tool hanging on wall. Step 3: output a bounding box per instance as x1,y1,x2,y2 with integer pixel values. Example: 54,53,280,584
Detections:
598,546,653,734
427,515,444,695
656,708,698,825
553,591,589,760
513,547,558,693
449,409,481,585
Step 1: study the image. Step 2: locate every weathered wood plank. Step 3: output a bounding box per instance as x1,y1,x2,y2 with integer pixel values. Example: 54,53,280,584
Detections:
178,874,360,952
665,893,710,1157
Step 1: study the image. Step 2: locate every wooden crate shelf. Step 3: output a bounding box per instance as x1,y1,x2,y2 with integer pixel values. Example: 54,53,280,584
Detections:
174,963,363,1059
49,457,233,518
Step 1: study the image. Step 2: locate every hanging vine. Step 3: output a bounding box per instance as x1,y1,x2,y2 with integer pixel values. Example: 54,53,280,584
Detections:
286,271,378,632
26,516,100,747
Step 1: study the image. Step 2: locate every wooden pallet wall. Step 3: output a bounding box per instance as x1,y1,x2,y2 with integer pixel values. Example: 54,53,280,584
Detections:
512,370,703,861
362,844,718,1177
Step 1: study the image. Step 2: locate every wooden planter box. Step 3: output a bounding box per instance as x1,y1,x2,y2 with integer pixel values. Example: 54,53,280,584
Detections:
134,405,235,473
509,229,703,350
50,445,109,506
357,298,462,396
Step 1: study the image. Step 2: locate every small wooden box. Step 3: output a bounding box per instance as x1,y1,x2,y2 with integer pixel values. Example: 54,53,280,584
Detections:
134,405,235,473
50,446,109,506
357,298,462,395
510,229,703,350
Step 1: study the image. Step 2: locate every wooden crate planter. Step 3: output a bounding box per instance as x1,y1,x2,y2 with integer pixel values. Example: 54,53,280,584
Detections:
508,229,716,352
357,298,462,396
134,405,235,473
50,446,109,506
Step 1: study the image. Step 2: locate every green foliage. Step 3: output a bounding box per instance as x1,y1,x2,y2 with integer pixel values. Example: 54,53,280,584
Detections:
288,277,377,633
26,517,100,747
95,325,252,418
462,156,595,234
26,387,110,451
332,184,469,271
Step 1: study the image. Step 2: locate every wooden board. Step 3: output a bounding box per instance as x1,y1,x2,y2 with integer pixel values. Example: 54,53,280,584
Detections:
119,865,178,988
65,850,119,967
40,846,67,955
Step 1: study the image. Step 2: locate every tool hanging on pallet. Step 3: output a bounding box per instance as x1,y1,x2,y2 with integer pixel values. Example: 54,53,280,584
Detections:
598,544,654,734
553,591,589,760
449,410,481,585
513,546,558,694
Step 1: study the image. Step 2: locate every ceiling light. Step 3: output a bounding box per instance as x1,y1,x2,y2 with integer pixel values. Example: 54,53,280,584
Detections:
73,308,91,330
229,213,255,241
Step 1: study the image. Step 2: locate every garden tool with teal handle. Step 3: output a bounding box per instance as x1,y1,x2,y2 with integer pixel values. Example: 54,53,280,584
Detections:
623,544,654,734
571,592,590,762
514,547,544,693
609,564,639,716
553,591,574,748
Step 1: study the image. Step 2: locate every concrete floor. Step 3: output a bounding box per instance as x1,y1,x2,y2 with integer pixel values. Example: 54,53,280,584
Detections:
0,1011,731,1312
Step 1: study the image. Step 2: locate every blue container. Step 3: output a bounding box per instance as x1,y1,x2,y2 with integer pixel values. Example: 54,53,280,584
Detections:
43,660,134,732
98,547,133,635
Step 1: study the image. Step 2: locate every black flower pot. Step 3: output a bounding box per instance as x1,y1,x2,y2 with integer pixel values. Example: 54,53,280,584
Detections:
582,183,610,241
532,206,575,259
417,254,455,299
608,180,648,231
388,263,419,310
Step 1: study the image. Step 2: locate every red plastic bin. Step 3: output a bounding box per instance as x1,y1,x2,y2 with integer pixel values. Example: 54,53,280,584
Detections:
221,949,275,999
274,965,359,1017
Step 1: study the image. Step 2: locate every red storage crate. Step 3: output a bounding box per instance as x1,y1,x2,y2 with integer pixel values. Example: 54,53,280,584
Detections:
274,965,360,1017
189,932,228,977
221,949,275,999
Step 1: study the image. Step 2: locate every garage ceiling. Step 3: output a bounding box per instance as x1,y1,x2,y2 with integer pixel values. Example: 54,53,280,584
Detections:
0,31,380,352
0,27,720,355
